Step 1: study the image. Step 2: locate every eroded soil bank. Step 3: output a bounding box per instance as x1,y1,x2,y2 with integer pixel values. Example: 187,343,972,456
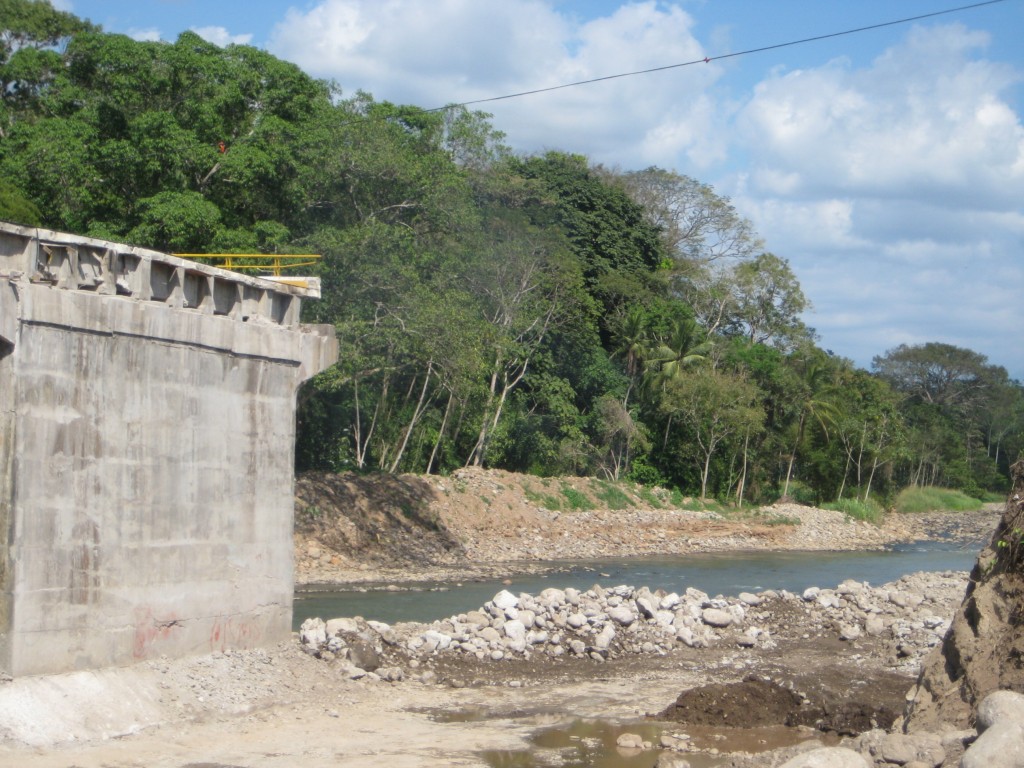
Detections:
292,468,998,586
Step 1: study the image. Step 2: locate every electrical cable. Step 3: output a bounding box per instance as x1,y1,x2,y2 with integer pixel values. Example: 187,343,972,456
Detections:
419,0,1010,113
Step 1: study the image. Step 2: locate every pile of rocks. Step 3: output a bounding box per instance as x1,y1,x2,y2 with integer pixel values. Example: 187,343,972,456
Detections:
298,570,967,677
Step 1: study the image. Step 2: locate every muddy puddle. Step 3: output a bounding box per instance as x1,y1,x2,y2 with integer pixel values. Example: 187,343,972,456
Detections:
430,708,828,768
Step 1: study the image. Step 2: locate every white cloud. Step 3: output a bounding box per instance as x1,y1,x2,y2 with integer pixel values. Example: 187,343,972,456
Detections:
190,26,254,47
265,4,1022,377
268,0,725,167
127,27,162,42
726,22,1024,378
737,23,1024,206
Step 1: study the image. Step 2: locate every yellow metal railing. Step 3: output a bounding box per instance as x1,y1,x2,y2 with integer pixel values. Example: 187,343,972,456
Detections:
174,254,321,277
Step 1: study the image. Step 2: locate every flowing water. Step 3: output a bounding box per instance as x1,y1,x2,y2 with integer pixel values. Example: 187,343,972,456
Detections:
293,539,979,628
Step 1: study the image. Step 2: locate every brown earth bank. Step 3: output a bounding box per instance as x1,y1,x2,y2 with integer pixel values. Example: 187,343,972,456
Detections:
0,469,1010,768
293,468,999,586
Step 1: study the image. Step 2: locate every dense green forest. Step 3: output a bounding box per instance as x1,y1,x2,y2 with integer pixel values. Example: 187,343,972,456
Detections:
2,1,1021,504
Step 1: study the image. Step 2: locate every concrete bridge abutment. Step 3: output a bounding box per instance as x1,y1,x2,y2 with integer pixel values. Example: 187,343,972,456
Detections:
0,222,337,677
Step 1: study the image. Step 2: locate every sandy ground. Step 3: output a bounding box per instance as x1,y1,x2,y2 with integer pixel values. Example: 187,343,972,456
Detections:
0,628,917,768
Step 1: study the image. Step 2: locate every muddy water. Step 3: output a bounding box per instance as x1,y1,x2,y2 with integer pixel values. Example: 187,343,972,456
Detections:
476,717,826,767
294,540,979,628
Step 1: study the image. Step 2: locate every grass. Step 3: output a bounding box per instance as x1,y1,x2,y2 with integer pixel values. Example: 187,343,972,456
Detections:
560,484,595,511
892,486,984,514
678,497,724,513
593,480,635,510
636,485,663,509
822,497,886,524
524,487,562,511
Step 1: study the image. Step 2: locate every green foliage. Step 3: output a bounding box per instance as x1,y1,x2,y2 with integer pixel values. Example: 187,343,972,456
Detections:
1,7,1017,501
635,484,663,509
892,486,984,514
593,480,635,510
524,487,562,511
559,484,595,511
0,180,40,225
822,498,885,524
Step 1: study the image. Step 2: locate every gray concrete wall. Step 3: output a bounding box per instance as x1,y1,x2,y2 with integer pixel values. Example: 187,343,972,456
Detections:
0,223,336,677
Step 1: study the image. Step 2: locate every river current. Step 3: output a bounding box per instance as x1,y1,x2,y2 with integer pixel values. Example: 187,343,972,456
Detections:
293,539,980,629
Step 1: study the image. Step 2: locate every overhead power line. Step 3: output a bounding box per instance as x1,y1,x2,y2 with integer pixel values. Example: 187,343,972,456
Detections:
423,0,1010,113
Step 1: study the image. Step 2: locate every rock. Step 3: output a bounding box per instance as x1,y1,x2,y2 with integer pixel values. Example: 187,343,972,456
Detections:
346,638,381,672
479,626,500,643
738,592,763,606
865,615,885,636
609,605,637,626
839,623,862,641
615,732,644,749
421,629,452,652
802,587,821,601
325,617,360,636
567,612,588,629
594,624,615,651
463,610,490,629
492,590,519,610
503,620,526,642
778,746,870,767
960,721,1024,768
701,608,733,628
655,754,691,768
660,592,681,610
299,617,327,647
976,690,1024,733
879,732,944,767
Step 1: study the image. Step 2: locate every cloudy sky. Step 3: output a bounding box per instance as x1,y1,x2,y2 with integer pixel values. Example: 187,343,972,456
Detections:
61,0,1024,380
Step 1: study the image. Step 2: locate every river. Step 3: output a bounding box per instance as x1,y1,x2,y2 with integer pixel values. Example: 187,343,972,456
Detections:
293,539,980,628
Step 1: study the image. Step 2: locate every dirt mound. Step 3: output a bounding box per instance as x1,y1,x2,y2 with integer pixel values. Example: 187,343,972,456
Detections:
659,676,899,736
294,471,466,567
906,459,1024,731
659,677,805,728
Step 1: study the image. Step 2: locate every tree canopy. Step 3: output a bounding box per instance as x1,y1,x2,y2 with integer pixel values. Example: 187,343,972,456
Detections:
2,3,1020,503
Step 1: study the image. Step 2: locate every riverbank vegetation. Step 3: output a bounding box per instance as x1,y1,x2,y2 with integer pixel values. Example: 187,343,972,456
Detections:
2,2,1021,506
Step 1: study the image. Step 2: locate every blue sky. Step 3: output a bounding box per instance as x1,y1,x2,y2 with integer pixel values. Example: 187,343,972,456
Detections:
58,0,1024,380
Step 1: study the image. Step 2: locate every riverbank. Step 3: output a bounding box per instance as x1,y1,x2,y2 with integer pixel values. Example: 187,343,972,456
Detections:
0,470,1005,767
293,468,1000,586
0,569,979,767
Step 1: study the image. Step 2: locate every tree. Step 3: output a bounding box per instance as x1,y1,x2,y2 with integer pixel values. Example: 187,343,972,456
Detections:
613,166,760,267
511,152,665,306
660,368,764,499
781,349,840,498
728,252,811,349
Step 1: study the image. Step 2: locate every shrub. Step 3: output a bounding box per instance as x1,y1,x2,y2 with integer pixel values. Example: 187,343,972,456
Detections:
892,486,983,514
823,497,885,525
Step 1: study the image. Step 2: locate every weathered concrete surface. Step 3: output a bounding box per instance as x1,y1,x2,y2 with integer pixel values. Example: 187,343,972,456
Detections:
0,222,336,676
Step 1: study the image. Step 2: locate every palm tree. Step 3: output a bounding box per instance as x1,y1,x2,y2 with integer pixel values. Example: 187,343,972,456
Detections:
609,305,652,407
643,315,713,449
781,355,840,497
644,315,713,392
